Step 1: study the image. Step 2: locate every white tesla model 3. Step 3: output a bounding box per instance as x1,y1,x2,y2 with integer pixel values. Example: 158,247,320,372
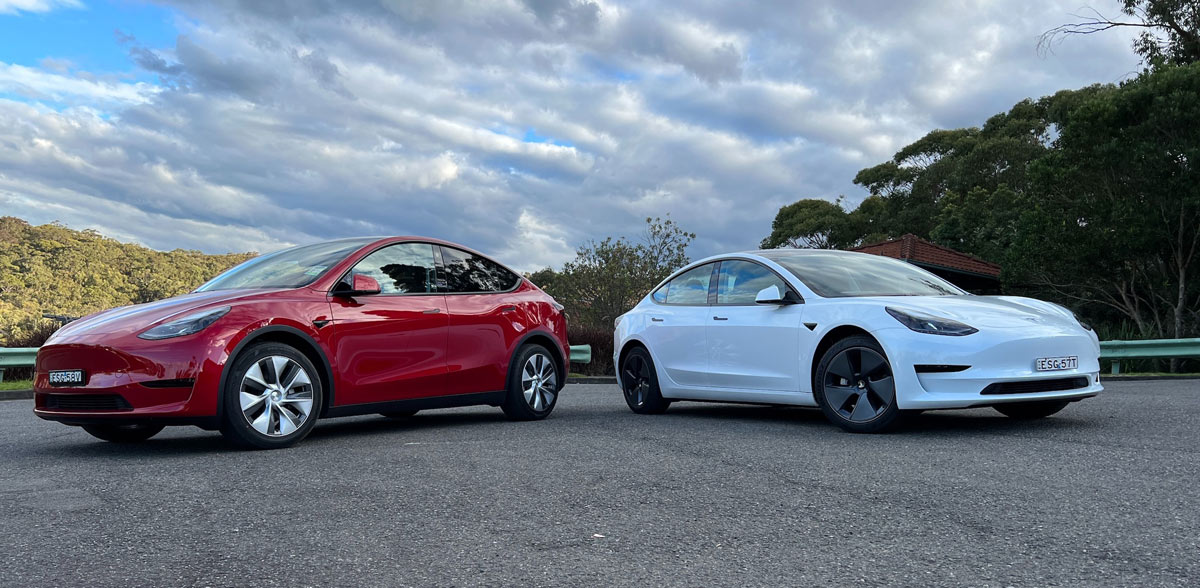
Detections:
613,250,1102,433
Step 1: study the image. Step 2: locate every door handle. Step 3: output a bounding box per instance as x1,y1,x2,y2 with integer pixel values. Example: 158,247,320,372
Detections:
651,317,664,322
713,316,728,321
422,308,442,314
500,305,517,314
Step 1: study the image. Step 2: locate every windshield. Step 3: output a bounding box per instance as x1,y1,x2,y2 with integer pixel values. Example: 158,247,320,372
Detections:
760,250,966,297
196,239,374,291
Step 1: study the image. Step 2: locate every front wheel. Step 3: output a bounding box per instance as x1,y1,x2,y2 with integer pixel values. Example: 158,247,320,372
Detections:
814,335,904,433
82,424,164,443
620,346,670,414
994,400,1070,419
501,344,560,421
219,343,323,449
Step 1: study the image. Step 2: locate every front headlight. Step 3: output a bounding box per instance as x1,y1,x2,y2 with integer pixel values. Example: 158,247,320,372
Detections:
885,307,978,336
138,306,231,340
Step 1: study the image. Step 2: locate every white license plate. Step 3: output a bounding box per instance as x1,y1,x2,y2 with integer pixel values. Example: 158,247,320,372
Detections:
1035,356,1077,371
48,369,86,387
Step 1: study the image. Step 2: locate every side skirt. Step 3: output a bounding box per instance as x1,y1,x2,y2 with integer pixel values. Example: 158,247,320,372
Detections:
323,390,507,418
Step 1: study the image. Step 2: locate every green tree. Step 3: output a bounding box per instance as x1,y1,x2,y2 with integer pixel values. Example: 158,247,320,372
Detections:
543,217,694,328
759,198,855,249
1041,0,1200,67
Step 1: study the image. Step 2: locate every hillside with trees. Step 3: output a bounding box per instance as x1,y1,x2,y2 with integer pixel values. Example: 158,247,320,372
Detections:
0,217,254,347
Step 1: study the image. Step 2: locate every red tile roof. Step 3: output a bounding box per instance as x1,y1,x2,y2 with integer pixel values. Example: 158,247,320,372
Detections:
849,234,1001,278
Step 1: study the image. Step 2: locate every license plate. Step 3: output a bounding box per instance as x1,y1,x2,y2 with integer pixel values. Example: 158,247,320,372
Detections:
48,370,87,387
1035,356,1077,371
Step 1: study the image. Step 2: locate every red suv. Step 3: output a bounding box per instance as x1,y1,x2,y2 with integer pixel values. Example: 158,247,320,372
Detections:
33,237,569,449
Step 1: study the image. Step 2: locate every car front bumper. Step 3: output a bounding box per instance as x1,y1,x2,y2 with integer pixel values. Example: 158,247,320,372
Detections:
873,326,1103,410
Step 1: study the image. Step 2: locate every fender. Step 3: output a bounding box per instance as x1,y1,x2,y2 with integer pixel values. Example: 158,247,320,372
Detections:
216,325,336,423
504,328,568,391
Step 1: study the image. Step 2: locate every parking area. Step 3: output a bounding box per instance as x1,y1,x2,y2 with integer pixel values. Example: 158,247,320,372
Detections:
1,381,1198,586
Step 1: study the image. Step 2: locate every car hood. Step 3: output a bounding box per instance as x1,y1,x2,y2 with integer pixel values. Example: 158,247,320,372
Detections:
49,289,285,341
868,295,1081,330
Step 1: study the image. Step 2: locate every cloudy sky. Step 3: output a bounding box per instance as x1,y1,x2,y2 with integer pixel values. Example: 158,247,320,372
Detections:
0,0,1140,271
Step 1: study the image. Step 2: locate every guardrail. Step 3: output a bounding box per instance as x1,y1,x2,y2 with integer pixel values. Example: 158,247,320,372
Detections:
0,347,37,383
1099,338,1200,374
0,344,592,382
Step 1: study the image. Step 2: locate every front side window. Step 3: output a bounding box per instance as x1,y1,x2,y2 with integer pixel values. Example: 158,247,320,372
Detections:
197,238,374,291
440,247,520,293
350,243,438,294
715,260,789,304
655,263,714,305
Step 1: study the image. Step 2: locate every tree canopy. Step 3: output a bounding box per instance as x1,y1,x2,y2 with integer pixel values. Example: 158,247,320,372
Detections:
0,217,254,346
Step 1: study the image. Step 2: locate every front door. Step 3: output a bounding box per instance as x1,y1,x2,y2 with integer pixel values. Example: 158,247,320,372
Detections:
330,242,447,405
706,260,804,392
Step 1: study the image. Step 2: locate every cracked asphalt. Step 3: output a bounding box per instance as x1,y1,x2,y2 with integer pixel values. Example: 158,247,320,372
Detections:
1,380,1197,587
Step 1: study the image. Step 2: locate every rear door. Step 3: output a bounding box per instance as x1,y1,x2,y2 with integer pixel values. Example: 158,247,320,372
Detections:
639,263,716,388
706,259,805,392
438,245,526,396
329,242,448,404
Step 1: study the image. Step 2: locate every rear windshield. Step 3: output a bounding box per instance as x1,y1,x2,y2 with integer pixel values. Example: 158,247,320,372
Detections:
196,239,373,291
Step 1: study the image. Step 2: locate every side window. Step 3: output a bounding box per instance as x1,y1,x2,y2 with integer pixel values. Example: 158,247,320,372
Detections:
662,263,714,305
350,243,438,294
716,260,789,305
440,247,520,293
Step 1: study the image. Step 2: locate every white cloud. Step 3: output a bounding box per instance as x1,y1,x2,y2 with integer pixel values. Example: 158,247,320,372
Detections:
0,0,81,15
1,0,1145,270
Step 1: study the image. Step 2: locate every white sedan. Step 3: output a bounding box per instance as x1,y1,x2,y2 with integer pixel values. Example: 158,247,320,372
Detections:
613,249,1102,433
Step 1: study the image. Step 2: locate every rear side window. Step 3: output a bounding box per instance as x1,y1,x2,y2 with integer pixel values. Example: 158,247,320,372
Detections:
440,247,520,293
716,260,789,304
654,263,714,305
350,243,438,294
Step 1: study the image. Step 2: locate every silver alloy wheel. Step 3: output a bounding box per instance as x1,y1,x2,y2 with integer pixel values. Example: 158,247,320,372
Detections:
823,347,895,423
521,352,557,411
239,355,315,437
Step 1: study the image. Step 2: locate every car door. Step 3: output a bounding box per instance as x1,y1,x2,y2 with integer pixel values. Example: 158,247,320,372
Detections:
329,242,448,405
639,262,716,388
439,245,525,396
706,259,805,393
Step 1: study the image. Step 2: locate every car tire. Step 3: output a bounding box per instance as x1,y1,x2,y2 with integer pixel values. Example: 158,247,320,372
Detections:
81,424,164,443
620,346,670,414
219,342,324,450
501,344,561,421
380,410,419,419
814,335,904,433
993,400,1070,419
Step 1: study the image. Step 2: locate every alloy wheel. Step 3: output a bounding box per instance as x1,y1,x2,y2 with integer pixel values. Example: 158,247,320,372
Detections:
823,347,895,423
521,352,557,411
622,353,651,407
239,355,315,437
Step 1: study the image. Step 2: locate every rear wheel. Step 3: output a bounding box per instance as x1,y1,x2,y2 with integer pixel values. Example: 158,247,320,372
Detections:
219,343,323,449
994,400,1070,419
814,335,904,433
81,424,164,443
501,344,560,421
620,346,670,414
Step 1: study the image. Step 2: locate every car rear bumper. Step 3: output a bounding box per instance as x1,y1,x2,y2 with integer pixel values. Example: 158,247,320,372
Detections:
874,326,1104,410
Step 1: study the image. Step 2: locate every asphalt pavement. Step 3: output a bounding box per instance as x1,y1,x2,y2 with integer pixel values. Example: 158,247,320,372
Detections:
1,381,1198,587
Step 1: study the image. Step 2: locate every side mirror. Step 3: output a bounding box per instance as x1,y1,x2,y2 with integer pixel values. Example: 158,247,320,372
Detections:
333,274,382,297
755,285,801,305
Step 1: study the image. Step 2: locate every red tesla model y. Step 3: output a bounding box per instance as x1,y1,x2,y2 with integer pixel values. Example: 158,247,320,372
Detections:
33,237,569,449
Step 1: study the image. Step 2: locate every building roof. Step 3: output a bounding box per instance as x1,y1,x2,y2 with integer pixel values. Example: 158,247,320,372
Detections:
848,233,1001,279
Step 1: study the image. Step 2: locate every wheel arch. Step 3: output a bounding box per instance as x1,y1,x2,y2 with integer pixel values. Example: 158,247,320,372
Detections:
219,325,336,419
616,338,652,388
810,325,880,388
507,330,567,391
